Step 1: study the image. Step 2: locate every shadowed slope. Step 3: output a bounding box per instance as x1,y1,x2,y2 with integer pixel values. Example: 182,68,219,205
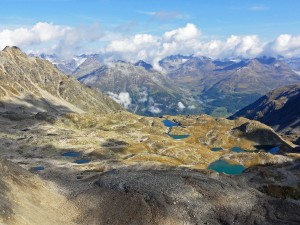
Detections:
230,83,300,144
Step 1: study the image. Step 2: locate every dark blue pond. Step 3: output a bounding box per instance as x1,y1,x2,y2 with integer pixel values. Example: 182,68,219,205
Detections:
268,146,280,154
74,159,91,164
208,160,245,175
62,152,81,157
162,120,179,127
230,147,246,153
33,166,45,171
254,145,280,154
166,133,190,140
211,147,223,152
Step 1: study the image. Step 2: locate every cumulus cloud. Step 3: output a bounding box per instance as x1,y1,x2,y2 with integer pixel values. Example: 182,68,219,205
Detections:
163,23,200,42
2,22,300,64
178,102,186,110
107,92,132,108
264,34,300,57
188,105,196,109
0,22,104,57
0,22,67,49
138,88,148,103
101,23,300,69
147,97,161,114
100,23,270,71
102,23,202,70
148,106,161,114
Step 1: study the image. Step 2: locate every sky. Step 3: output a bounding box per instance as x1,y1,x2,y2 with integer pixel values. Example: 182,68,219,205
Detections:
0,0,300,67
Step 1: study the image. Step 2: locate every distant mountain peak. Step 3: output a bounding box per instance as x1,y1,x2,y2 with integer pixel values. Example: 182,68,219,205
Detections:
134,60,153,71
255,56,276,65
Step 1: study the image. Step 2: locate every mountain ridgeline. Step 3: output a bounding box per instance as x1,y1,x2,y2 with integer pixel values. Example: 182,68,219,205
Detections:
0,46,122,114
41,53,300,117
230,83,300,144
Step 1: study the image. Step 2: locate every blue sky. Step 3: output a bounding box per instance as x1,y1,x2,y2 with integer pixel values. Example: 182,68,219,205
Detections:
1,0,299,38
0,0,300,63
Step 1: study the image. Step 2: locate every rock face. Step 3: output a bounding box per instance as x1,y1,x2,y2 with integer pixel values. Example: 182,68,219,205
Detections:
0,46,122,114
73,165,300,225
230,83,300,144
78,61,200,116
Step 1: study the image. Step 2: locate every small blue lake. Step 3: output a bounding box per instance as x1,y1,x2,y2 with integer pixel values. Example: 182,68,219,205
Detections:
208,160,245,175
230,147,246,153
62,152,81,157
166,133,190,140
211,147,223,152
74,159,91,164
268,146,280,154
33,166,45,171
162,120,179,127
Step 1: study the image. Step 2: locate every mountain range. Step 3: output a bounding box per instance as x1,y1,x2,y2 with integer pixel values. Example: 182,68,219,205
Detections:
77,60,201,116
36,52,300,117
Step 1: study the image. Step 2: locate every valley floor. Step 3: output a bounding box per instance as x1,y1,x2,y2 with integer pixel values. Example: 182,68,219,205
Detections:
0,110,300,225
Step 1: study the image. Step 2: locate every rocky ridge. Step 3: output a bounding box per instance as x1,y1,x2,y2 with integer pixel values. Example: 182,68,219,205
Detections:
0,46,122,114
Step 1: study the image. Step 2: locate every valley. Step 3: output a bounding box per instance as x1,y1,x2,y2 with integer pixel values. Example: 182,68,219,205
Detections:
40,53,300,117
0,46,300,224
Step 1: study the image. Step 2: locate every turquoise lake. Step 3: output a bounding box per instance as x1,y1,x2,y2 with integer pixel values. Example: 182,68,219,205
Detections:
208,160,245,175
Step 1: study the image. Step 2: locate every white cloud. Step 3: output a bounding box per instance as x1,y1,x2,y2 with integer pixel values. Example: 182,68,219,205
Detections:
107,92,132,108
2,22,300,64
0,22,104,57
188,105,196,109
147,97,161,114
138,88,148,103
148,106,161,114
100,23,300,67
0,22,68,49
264,34,300,57
178,102,186,110
163,23,200,42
